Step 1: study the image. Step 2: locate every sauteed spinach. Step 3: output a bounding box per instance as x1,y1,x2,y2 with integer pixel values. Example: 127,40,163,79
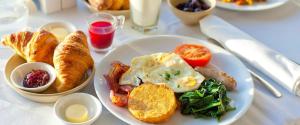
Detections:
179,78,235,121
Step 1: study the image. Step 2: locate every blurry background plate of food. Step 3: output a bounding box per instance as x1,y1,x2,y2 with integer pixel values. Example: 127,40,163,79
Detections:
82,0,130,18
216,0,288,11
94,35,254,125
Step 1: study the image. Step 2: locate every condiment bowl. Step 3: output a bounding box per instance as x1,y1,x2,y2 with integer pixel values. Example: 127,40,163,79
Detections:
54,93,102,125
39,21,76,32
10,62,56,93
167,0,216,25
39,21,77,42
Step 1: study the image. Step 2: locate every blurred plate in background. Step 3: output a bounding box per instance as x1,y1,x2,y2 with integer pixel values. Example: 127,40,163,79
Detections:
216,0,288,11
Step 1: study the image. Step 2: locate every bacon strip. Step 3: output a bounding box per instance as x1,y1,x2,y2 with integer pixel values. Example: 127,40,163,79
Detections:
103,61,134,107
103,61,130,92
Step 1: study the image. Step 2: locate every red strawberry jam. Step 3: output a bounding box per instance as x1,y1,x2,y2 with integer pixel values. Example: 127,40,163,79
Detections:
23,70,50,88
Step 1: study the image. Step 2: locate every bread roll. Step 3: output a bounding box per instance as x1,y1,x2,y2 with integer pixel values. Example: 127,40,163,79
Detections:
53,31,94,92
1,30,58,65
122,0,130,10
89,0,113,10
110,0,124,10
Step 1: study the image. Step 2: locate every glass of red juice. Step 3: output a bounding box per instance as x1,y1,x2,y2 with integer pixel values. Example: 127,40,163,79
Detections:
88,13,125,52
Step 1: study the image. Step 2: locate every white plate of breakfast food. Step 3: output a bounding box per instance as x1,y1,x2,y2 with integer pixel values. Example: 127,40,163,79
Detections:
216,0,288,11
82,0,130,17
2,30,95,103
94,35,254,125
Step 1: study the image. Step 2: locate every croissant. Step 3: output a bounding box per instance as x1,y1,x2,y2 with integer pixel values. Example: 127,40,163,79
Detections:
89,0,113,10
1,30,59,65
53,31,94,92
122,0,130,10
110,0,124,10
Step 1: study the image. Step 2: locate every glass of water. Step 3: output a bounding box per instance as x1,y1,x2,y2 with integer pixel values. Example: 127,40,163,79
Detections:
0,0,29,37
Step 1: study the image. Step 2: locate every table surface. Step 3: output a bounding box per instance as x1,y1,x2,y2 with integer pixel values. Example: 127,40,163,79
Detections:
1,1,300,125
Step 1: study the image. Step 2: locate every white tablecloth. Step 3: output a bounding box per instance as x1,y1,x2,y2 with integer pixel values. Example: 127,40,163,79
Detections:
1,1,300,125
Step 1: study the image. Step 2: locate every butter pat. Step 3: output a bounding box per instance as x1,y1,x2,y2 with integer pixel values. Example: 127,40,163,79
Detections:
50,27,69,42
65,104,89,123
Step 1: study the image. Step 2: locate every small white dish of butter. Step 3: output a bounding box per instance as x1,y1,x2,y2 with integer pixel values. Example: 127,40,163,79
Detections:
39,21,76,42
54,93,102,125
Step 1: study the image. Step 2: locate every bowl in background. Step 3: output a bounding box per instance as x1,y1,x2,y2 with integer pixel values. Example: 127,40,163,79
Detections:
167,0,216,25
39,21,76,32
39,21,77,42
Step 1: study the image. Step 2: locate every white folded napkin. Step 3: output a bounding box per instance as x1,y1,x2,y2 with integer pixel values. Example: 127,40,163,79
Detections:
199,15,300,96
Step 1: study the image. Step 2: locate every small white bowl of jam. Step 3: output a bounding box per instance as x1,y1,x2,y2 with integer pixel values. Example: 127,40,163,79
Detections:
10,62,56,93
54,93,102,125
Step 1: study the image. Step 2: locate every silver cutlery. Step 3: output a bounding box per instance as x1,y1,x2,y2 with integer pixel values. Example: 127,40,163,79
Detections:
207,38,282,98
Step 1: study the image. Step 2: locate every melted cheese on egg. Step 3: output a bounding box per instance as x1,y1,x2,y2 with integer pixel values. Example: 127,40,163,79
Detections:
119,53,205,93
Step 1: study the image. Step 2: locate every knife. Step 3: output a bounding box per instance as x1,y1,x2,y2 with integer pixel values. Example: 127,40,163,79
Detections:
207,38,282,98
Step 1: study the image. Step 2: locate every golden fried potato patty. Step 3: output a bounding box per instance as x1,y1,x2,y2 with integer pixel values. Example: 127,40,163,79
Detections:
128,83,177,123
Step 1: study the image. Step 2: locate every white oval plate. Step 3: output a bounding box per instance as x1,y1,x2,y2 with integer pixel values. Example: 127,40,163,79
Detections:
216,0,288,11
94,35,254,125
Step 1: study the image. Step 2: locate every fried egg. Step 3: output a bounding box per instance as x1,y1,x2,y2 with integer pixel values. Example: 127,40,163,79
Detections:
119,53,205,93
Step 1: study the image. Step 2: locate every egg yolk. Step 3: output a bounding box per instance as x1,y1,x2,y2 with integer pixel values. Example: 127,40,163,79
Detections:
180,77,197,87
50,27,69,42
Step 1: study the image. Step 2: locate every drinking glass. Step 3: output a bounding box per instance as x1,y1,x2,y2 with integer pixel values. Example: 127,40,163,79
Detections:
87,13,125,52
130,0,162,32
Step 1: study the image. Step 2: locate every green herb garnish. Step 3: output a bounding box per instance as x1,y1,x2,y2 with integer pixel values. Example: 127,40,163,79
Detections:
174,70,181,76
162,72,171,81
179,78,235,121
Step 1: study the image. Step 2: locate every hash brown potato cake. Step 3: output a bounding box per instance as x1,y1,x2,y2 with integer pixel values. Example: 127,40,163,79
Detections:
128,83,177,123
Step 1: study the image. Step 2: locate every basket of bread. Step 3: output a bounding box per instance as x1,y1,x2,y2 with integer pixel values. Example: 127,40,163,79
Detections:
2,30,95,103
82,0,130,17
